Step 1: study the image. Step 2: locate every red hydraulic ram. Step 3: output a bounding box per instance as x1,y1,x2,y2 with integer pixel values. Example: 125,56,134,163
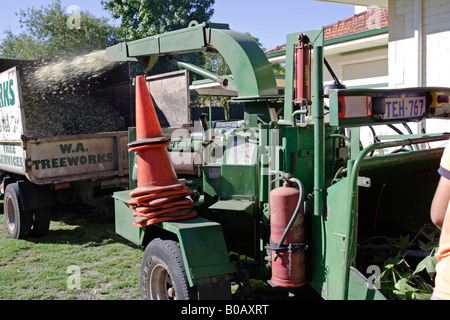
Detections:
295,34,312,107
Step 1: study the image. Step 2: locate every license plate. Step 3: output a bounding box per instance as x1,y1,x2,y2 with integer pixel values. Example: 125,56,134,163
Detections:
381,92,426,120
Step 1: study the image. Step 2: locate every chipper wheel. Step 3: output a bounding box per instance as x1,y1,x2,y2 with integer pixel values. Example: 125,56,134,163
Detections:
4,183,32,239
141,237,197,300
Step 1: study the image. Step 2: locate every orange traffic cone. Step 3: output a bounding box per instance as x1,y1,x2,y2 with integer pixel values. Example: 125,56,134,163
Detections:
128,75,197,227
128,75,181,197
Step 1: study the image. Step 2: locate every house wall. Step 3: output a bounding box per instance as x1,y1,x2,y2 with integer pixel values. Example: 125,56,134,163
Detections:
389,0,450,88
324,46,389,88
388,0,450,137
322,8,389,89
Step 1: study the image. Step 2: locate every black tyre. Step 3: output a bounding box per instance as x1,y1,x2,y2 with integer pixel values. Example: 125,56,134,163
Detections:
4,183,32,239
141,237,197,300
31,208,50,238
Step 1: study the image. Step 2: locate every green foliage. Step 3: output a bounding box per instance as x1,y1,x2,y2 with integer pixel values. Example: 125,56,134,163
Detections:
272,62,286,75
370,225,440,300
0,31,48,60
102,0,215,41
0,209,142,300
378,251,437,300
0,0,117,60
102,0,215,78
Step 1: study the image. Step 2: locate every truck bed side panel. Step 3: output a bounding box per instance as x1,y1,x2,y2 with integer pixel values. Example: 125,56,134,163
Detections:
0,67,27,176
25,132,129,185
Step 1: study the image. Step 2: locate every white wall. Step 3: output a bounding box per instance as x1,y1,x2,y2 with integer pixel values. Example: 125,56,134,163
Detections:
389,0,450,88
423,0,450,87
388,0,450,139
324,45,389,88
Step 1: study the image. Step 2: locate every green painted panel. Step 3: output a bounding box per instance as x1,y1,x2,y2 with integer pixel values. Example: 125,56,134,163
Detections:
113,190,145,246
310,178,351,300
106,42,129,61
209,199,254,213
127,36,160,57
123,23,207,57
114,190,234,287
128,128,137,190
348,267,386,300
158,25,206,54
160,216,235,286
221,164,258,199
209,28,278,99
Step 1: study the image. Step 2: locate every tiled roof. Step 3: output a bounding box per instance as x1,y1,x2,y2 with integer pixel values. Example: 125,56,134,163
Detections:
324,8,388,40
265,44,286,54
265,8,389,54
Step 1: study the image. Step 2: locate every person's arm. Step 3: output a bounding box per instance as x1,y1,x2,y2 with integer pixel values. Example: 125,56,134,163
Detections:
431,176,450,229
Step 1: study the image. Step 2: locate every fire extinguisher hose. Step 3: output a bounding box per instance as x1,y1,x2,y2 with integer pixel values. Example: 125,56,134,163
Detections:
274,177,305,261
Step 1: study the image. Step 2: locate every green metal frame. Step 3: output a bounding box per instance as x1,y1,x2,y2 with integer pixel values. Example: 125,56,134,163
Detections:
308,130,450,300
282,27,450,300
109,22,450,300
343,134,450,299
115,126,235,287
108,22,281,287
283,29,327,217
113,189,235,287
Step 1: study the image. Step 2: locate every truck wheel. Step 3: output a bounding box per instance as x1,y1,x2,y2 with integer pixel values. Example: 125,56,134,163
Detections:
141,237,197,300
31,208,50,238
4,183,32,239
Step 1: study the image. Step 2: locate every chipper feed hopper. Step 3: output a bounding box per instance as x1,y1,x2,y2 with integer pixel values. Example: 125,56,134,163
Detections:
108,22,450,300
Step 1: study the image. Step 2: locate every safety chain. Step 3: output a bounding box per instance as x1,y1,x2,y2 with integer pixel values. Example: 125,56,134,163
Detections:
287,244,292,277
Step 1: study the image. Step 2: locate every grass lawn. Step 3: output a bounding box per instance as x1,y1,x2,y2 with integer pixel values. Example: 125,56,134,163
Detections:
0,207,143,300
0,204,319,301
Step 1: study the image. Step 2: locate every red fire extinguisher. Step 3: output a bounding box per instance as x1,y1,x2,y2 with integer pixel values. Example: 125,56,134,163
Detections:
267,173,307,288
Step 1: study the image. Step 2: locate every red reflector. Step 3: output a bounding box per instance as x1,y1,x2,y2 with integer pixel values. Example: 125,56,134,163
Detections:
338,96,372,119
438,95,449,104
54,182,70,190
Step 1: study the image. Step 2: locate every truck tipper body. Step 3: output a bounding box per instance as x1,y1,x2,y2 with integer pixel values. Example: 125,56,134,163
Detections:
0,59,132,239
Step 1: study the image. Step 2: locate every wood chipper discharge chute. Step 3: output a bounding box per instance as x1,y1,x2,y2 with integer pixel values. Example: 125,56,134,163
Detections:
108,22,450,301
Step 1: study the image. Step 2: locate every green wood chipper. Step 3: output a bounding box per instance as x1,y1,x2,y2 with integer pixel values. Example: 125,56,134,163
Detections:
107,22,450,300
